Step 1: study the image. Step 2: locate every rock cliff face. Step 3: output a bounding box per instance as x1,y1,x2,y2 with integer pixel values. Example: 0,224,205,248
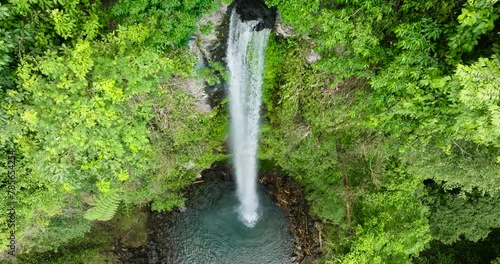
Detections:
186,1,319,109
188,0,277,108
187,3,230,108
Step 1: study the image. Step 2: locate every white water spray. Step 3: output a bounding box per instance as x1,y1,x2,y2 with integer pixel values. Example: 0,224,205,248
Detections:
227,9,270,228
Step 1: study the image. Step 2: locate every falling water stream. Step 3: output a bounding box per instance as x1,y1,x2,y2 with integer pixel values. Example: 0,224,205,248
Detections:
227,9,271,228
123,6,293,264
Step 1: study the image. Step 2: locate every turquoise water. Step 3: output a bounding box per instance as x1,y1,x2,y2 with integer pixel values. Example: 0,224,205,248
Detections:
165,181,293,264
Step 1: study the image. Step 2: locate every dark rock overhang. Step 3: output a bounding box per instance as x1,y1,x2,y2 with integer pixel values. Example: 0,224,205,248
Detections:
232,0,277,31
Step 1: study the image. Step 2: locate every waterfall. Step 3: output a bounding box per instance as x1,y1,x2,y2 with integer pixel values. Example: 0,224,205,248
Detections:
227,9,271,228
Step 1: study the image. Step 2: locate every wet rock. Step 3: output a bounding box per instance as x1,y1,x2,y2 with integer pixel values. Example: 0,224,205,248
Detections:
191,3,230,62
276,23,296,38
300,256,314,264
233,0,277,31
164,73,212,113
182,160,196,170
275,11,296,38
150,250,159,262
186,3,230,111
260,170,322,262
306,49,321,64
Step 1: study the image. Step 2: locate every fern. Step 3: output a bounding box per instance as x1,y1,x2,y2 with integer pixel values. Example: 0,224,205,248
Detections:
84,190,122,221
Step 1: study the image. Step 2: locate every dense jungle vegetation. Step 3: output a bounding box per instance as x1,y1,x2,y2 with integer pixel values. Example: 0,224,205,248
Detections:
1,0,499,263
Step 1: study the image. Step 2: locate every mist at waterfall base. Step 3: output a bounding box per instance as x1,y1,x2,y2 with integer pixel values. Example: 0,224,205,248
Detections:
165,181,293,264
227,9,270,227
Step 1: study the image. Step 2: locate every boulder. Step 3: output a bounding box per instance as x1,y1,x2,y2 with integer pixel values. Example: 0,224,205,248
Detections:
305,49,321,64
275,10,296,38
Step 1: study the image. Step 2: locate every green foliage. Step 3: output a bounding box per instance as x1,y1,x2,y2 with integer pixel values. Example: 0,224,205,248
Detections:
404,143,499,195
28,214,92,253
415,229,500,264
342,163,431,264
110,0,219,48
261,37,339,181
196,61,228,86
260,36,346,224
84,190,122,221
5,33,173,231
15,209,147,263
16,248,111,264
265,0,319,34
199,21,214,35
0,0,102,93
263,0,500,262
451,55,500,149
426,190,500,244
449,0,499,57
141,81,227,211
1,0,228,257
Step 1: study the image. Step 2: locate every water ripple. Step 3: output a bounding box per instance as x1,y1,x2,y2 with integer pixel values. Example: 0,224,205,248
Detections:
165,182,293,264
